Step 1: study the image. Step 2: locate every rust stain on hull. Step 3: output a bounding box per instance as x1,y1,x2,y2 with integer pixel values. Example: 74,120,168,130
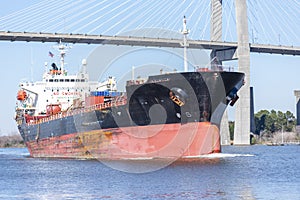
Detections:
26,122,220,160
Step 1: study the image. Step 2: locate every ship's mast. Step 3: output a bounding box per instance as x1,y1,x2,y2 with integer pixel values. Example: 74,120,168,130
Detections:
181,16,189,72
58,42,66,74
82,59,87,74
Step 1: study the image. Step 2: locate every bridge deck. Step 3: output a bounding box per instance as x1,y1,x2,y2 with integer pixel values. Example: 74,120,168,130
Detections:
1,31,300,56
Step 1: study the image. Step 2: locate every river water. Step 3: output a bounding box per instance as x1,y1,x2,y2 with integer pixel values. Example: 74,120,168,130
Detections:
0,145,299,200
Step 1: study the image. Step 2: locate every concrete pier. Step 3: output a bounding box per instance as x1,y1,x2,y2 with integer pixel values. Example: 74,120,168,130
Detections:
234,0,251,145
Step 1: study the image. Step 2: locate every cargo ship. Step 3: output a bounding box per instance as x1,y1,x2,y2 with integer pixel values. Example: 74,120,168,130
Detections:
15,19,244,160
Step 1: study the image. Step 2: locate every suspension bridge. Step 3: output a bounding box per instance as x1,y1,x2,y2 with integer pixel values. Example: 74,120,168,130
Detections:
0,31,299,56
1,0,300,144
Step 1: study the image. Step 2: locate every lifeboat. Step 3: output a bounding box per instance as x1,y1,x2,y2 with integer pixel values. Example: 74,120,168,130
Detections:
17,90,27,101
49,69,62,75
46,104,62,115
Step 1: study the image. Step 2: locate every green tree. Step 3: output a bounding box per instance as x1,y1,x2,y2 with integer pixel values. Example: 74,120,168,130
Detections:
254,110,270,135
229,121,234,140
285,111,296,131
254,109,296,136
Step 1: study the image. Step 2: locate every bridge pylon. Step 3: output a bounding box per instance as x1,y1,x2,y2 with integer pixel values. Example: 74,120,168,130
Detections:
210,0,231,145
233,0,251,145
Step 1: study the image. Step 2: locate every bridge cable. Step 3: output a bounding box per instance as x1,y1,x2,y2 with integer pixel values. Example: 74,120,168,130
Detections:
59,0,111,33
10,0,73,31
103,1,153,35
189,0,210,39
75,0,132,33
199,2,212,40
0,0,61,30
116,1,164,35
71,0,118,33
42,0,97,32
28,0,87,32
88,0,141,34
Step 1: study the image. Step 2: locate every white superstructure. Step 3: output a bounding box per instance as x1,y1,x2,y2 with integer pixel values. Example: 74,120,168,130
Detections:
16,43,116,116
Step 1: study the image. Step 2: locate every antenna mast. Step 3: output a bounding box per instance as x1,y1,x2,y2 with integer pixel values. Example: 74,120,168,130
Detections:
55,40,71,75
181,16,189,72
58,42,66,74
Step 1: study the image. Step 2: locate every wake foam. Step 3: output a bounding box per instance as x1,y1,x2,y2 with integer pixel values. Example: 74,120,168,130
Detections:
183,153,254,159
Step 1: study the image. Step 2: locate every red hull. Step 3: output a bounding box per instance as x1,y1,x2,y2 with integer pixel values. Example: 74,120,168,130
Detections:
26,122,220,159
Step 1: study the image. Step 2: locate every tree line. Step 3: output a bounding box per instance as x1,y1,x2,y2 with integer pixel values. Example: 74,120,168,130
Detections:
254,110,296,136
229,110,297,141
0,135,24,148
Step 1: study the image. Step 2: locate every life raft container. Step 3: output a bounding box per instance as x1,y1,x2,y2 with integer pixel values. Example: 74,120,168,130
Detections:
17,90,27,101
46,104,62,115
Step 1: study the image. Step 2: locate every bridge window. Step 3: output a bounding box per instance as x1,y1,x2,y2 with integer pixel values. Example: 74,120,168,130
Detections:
71,79,75,82
54,79,58,82
49,79,53,82
65,79,70,82
59,79,64,82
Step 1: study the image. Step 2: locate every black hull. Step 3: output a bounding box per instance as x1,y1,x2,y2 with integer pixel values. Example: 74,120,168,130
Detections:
18,71,244,143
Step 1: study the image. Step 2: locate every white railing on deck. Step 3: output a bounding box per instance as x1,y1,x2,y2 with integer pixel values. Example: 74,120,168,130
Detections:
27,98,127,126
196,65,236,72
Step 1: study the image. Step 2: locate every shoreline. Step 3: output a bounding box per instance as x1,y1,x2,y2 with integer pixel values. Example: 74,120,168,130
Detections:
0,135,25,148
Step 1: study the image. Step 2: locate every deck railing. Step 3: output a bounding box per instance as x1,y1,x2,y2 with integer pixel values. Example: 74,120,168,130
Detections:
27,98,127,125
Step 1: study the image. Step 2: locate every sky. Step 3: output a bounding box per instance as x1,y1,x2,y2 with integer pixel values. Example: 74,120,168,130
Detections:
0,0,300,135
